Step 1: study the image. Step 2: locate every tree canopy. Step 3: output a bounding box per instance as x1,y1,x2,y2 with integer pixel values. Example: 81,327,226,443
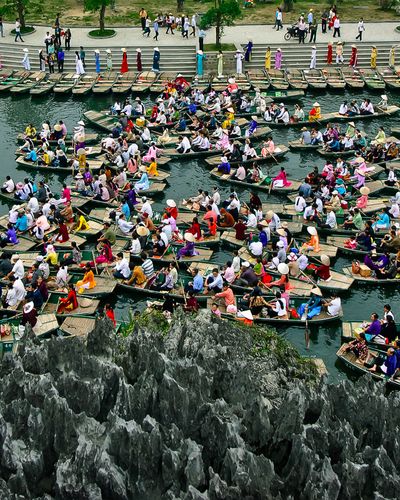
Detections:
200,0,242,48
84,0,112,31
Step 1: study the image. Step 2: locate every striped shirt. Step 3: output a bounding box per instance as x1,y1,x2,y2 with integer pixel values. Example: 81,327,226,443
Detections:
141,259,155,278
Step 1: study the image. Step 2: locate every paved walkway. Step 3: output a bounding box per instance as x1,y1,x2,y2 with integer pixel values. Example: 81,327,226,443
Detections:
1,21,400,49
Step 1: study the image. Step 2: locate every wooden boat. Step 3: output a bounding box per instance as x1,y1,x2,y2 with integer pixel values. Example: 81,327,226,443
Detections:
3,236,37,253
341,321,398,351
246,69,270,91
360,68,385,90
377,67,400,89
92,71,118,94
192,74,211,92
51,274,117,297
317,148,361,158
162,147,220,160
149,71,178,93
285,68,308,90
171,233,221,248
220,224,302,248
30,73,63,95
209,167,300,193
325,235,380,257
336,343,400,389
205,145,289,168
343,266,400,286
72,73,99,95
83,110,119,133
124,181,166,197
132,246,214,266
0,69,15,86
10,71,46,94
131,71,158,92
112,71,136,94
53,73,80,94
15,155,104,175
16,132,99,146
0,313,59,352
265,69,289,90
211,75,251,92
58,316,96,337
322,67,346,89
117,280,206,302
0,70,30,92
302,69,327,89
40,293,100,318
288,140,319,151
260,89,304,101
340,67,365,89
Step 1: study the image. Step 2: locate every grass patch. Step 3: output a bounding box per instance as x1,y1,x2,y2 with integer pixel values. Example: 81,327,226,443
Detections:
204,43,236,52
88,28,116,38
10,26,35,35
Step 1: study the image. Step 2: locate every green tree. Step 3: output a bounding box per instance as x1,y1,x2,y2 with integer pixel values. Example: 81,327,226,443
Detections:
281,0,294,12
0,0,30,27
200,0,242,49
84,0,112,32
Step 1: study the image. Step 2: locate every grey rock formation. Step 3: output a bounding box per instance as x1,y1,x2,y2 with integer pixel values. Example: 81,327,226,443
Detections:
0,310,399,499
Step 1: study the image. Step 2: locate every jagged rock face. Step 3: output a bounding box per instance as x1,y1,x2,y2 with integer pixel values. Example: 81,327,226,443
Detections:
0,311,399,499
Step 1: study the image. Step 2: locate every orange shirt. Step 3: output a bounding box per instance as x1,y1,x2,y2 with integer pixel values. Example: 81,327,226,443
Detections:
82,270,96,289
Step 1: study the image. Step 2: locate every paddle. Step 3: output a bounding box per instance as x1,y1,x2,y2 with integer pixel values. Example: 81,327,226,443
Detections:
171,246,188,306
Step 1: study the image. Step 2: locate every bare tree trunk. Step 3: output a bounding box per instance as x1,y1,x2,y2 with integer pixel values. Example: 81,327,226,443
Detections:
17,0,26,28
215,11,221,48
281,0,293,13
99,3,106,31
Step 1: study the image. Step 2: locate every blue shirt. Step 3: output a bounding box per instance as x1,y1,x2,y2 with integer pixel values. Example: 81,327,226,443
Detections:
122,202,130,220
193,274,203,292
15,215,28,232
385,354,397,377
26,150,37,162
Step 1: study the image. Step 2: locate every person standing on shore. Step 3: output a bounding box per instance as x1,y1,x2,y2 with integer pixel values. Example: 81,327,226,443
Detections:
370,45,377,69
15,19,24,42
309,19,317,43
244,40,253,62
234,49,244,74
326,41,333,65
333,15,341,38
198,28,205,51
274,48,282,69
356,18,365,41
307,9,313,29
217,50,224,77
38,49,46,71
136,48,142,71
94,50,101,73
106,49,112,70
139,8,147,31
349,45,358,68
152,47,160,72
22,48,30,70
64,28,71,50
191,13,197,36
120,47,128,73
298,17,306,44
57,47,64,72
0,17,4,38
197,50,205,76
75,51,85,75
335,41,343,64
310,45,317,69
321,10,328,33
265,46,271,70
80,46,86,68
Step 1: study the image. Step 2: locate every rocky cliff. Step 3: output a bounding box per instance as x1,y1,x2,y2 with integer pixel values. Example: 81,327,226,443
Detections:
0,310,399,499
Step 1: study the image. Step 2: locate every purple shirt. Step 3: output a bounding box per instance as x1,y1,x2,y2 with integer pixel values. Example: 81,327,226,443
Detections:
366,320,381,337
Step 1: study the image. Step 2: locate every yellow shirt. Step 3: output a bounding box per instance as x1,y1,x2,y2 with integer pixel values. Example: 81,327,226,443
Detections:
147,162,158,176
25,126,36,137
45,251,58,265
76,215,89,232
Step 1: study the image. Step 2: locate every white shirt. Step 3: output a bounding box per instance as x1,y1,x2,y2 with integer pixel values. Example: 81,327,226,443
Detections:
298,254,309,270
140,201,153,218
246,213,257,228
3,179,15,193
178,137,191,153
130,239,141,255
8,208,18,224
249,241,263,256
118,218,134,234
56,267,69,286
328,297,341,316
115,258,131,279
14,278,26,301
212,191,220,205
27,197,40,214
273,297,287,316
232,255,241,273
295,196,307,212
127,143,138,157
12,260,24,279
325,211,337,228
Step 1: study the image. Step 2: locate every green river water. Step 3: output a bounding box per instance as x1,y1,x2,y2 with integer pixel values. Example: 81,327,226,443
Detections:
1,89,400,382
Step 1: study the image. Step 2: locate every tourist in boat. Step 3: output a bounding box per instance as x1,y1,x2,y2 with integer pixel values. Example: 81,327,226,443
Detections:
272,167,291,188
61,241,82,267
57,283,79,314
217,156,230,175
356,186,369,209
308,102,321,122
360,99,374,115
322,293,341,316
214,283,236,313
261,291,288,320
368,347,398,377
134,166,150,192
53,219,69,244
372,208,390,231
21,301,38,328
371,126,386,145
301,226,320,252
344,333,370,363
297,288,323,319
0,223,19,247
76,263,96,294
293,104,305,122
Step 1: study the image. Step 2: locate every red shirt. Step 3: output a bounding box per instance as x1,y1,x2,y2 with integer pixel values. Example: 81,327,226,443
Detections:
316,264,330,281
106,309,116,326
166,206,178,219
235,221,247,240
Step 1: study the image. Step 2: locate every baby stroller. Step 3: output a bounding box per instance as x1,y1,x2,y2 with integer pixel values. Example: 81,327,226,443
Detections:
284,24,307,40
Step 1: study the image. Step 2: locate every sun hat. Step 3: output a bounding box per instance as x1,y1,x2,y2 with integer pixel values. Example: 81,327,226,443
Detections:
136,226,149,237
166,199,176,208
77,120,85,126
54,124,62,132
307,226,317,236
121,48,127,52
360,186,370,195
184,232,195,242
23,48,29,52
106,49,111,54
276,240,284,247
154,47,159,51
242,261,250,268
94,49,100,54
332,190,338,195
276,228,287,237
238,310,253,321
278,263,289,275
76,148,86,156
348,121,355,127
197,50,203,55
313,102,320,106
265,210,273,220
139,165,147,172
36,255,44,262
320,255,330,266
311,287,323,296
281,221,288,228
136,48,141,53
75,173,83,179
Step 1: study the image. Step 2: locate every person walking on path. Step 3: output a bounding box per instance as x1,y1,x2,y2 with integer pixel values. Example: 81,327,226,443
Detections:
265,46,271,70
274,48,282,70
197,50,205,76
356,18,365,41
326,41,333,64
309,19,317,43
152,47,160,72
94,50,101,73
139,8,147,31
182,16,190,39
44,32,52,53
14,19,24,42
321,10,328,33
153,19,159,41
0,17,4,38
333,15,341,38
335,41,344,64
166,14,174,35
136,48,142,71
143,17,151,37
120,47,128,73
370,45,377,69
198,28,205,51
80,46,86,68
191,14,197,36
235,49,244,74
276,8,283,31
22,48,30,70
307,9,313,29
349,45,358,68
217,51,224,78
64,28,71,50
38,49,46,71
57,47,64,72
75,51,85,75
106,49,112,71
244,40,253,62
310,45,317,69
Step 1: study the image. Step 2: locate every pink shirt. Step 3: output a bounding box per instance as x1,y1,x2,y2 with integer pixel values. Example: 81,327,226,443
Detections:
62,187,71,202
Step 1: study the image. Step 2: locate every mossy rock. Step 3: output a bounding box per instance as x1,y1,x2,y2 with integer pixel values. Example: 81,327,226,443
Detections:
88,29,117,38
10,26,36,35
